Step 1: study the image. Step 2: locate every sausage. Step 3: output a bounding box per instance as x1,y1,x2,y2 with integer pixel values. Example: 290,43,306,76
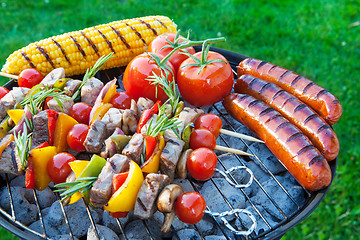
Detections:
222,93,332,191
237,58,342,125
234,75,339,161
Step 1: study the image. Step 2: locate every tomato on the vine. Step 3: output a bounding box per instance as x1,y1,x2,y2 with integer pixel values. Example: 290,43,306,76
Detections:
0,87,9,100
67,124,89,152
177,51,234,107
189,128,216,150
123,52,175,102
175,191,206,224
69,102,92,124
18,68,44,88
187,147,217,181
110,91,132,110
194,113,223,138
148,33,195,74
47,152,76,184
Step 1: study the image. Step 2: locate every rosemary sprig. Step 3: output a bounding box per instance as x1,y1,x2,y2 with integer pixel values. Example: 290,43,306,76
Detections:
146,103,182,138
147,71,180,115
13,122,32,170
72,53,114,101
54,177,98,201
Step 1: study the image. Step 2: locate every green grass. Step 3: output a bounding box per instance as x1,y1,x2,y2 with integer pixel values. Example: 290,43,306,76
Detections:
0,0,359,239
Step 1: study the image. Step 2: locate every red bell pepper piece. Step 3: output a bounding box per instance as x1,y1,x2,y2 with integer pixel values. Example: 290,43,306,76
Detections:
136,100,161,133
110,211,129,218
112,171,129,193
25,158,35,190
46,109,58,145
34,141,49,149
144,135,157,160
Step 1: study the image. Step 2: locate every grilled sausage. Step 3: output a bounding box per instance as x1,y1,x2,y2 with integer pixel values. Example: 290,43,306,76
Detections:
223,93,332,191
237,58,342,125
235,75,339,161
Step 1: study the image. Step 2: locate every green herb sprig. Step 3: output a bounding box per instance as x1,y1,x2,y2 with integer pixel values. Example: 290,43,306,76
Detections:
13,123,32,170
54,177,98,202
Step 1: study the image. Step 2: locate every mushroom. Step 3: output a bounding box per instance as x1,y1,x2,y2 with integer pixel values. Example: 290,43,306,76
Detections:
157,184,184,232
176,149,192,179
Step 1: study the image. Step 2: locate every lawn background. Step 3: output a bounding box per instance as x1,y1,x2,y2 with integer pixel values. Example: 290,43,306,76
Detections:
0,0,359,239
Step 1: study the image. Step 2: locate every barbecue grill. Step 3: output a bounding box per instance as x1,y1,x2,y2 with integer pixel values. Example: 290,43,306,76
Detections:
0,47,337,239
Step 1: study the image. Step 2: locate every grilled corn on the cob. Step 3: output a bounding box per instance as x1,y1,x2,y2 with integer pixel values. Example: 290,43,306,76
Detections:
2,15,177,76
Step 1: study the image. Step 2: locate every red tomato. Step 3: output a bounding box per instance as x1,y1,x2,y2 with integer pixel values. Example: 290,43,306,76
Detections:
148,33,195,74
18,68,44,88
0,87,9,99
123,52,175,102
175,191,206,224
194,113,223,138
69,102,92,124
177,51,234,107
110,91,132,109
187,148,217,181
67,124,89,152
47,152,76,184
189,128,216,150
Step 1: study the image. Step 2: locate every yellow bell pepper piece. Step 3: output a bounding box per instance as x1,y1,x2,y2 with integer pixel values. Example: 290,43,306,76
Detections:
90,103,112,125
68,160,90,204
102,83,117,104
30,146,57,191
7,109,24,125
0,134,14,157
104,161,144,212
141,134,165,173
53,113,78,152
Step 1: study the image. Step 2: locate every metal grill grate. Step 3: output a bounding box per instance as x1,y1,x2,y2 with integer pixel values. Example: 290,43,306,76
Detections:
0,47,336,240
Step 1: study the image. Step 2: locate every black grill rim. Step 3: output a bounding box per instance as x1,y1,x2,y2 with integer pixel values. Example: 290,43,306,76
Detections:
0,47,337,240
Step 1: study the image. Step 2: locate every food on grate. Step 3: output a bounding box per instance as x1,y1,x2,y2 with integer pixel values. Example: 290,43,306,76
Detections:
235,74,339,161
223,93,332,191
2,16,177,76
237,58,342,125
17,68,44,89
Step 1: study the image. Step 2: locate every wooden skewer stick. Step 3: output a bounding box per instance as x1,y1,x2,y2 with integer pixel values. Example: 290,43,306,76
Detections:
0,72,18,80
219,129,264,143
214,145,253,157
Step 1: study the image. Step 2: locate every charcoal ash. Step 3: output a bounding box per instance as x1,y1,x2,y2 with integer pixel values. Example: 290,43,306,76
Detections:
87,224,119,240
174,228,202,240
0,186,38,225
102,210,133,235
124,219,151,240
29,218,62,237
53,235,79,240
246,142,287,175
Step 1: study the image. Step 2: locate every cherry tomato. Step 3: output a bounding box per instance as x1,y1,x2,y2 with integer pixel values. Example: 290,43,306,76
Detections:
148,33,195,74
18,68,44,88
194,113,223,138
189,128,216,150
187,148,217,181
69,102,92,124
177,51,234,107
123,52,175,102
47,152,76,184
0,87,9,100
175,191,206,224
67,124,89,152
110,91,132,109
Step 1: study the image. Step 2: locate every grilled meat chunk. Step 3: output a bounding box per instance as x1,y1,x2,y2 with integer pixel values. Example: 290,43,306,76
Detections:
46,95,74,114
64,79,82,97
101,108,123,136
31,111,49,149
122,109,138,135
0,87,29,122
160,130,185,180
84,120,107,153
137,97,154,117
90,154,130,208
81,77,104,106
134,173,170,219
178,107,204,127
0,141,23,175
41,68,65,88
122,133,144,165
